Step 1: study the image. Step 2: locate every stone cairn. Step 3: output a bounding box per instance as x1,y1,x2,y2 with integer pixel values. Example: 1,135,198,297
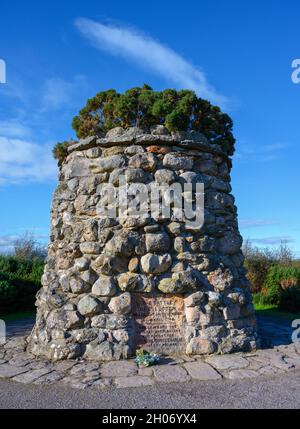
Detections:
27,125,258,361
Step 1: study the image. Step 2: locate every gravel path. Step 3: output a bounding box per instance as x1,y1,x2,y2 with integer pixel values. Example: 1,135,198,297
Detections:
0,370,299,409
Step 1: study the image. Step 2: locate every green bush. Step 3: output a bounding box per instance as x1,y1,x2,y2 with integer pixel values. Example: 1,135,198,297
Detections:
260,265,300,312
243,240,295,294
0,255,44,315
70,85,235,155
53,141,69,165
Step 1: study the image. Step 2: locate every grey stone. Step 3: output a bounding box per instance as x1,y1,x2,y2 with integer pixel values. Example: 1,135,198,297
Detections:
207,291,223,308
79,242,101,255
84,342,113,361
108,293,131,315
183,362,222,380
163,153,194,171
153,365,190,383
206,355,249,370
128,153,157,172
186,338,217,355
115,376,154,388
101,361,137,377
125,168,152,183
184,291,205,307
117,272,153,293
62,157,91,179
90,155,126,173
77,295,101,317
140,253,172,274
12,368,52,384
158,278,182,294
91,378,113,389
207,268,234,291
145,232,170,253
125,145,145,155
33,371,66,384
224,369,259,379
0,364,29,378
74,257,90,271
106,127,125,138
217,231,242,255
92,254,128,276
154,169,176,184
150,125,170,135
195,159,218,175
86,147,102,158
105,231,137,257
92,275,117,297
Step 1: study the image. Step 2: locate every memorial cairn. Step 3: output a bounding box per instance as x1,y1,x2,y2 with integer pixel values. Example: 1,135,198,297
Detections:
27,86,258,361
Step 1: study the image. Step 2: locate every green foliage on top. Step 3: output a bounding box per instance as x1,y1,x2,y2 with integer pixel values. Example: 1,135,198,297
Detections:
71,84,235,155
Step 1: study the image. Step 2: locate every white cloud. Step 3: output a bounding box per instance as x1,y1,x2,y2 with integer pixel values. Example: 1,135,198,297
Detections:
75,18,228,107
41,75,87,110
250,236,293,245
235,142,289,162
239,218,280,229
0,232,49,254
0,136,56,185
0,120,32,139
0,235,19,254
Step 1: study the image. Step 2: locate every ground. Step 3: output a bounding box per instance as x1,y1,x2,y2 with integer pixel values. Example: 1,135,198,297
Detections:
0,313,299,409
0,371,300,409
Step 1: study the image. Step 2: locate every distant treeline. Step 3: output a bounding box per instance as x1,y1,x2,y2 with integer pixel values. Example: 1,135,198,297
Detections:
1,235,299,316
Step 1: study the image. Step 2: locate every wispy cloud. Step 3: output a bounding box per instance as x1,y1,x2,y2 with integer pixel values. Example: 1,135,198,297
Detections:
41,74,88,111
0,233,49,254
0,136,56,185
250,236,294,245
0,119,32,139
75,18,228,107
0,235,19,254
239,218,280,229
236,142,289,162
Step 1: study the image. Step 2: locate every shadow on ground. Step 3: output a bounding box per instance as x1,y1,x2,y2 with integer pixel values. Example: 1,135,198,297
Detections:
257,314,294,348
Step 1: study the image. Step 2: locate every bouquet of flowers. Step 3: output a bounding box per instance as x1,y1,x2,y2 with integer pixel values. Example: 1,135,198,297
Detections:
135,348,160,367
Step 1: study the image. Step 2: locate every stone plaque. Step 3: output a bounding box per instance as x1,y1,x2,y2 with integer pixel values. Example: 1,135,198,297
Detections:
132,293,186,355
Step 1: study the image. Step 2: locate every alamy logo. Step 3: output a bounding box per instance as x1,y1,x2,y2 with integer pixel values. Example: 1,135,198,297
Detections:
291,59,300,84
0,59,6,84
96,175,205,229
292,319,300,343
0,319,6,345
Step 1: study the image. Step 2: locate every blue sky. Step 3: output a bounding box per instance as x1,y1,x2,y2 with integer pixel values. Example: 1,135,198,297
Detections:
0,0,299,255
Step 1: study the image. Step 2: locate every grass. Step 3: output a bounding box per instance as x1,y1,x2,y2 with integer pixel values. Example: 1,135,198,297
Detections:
253,292,300,320
254,304,300,320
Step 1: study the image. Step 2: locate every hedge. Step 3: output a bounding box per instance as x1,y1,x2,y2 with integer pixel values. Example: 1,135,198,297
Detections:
0,255,44,315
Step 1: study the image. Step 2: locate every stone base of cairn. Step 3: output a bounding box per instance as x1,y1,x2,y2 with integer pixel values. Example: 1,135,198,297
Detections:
27,126,258,361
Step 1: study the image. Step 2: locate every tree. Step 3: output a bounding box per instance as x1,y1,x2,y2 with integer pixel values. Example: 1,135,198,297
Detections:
13,233,47,261
70,85,235,155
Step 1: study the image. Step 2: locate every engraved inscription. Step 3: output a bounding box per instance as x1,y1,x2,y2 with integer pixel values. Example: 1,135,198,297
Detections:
132,293,186,355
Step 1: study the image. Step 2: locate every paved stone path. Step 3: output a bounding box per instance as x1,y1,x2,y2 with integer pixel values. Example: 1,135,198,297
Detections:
0,314,299,391
0,334,300,390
